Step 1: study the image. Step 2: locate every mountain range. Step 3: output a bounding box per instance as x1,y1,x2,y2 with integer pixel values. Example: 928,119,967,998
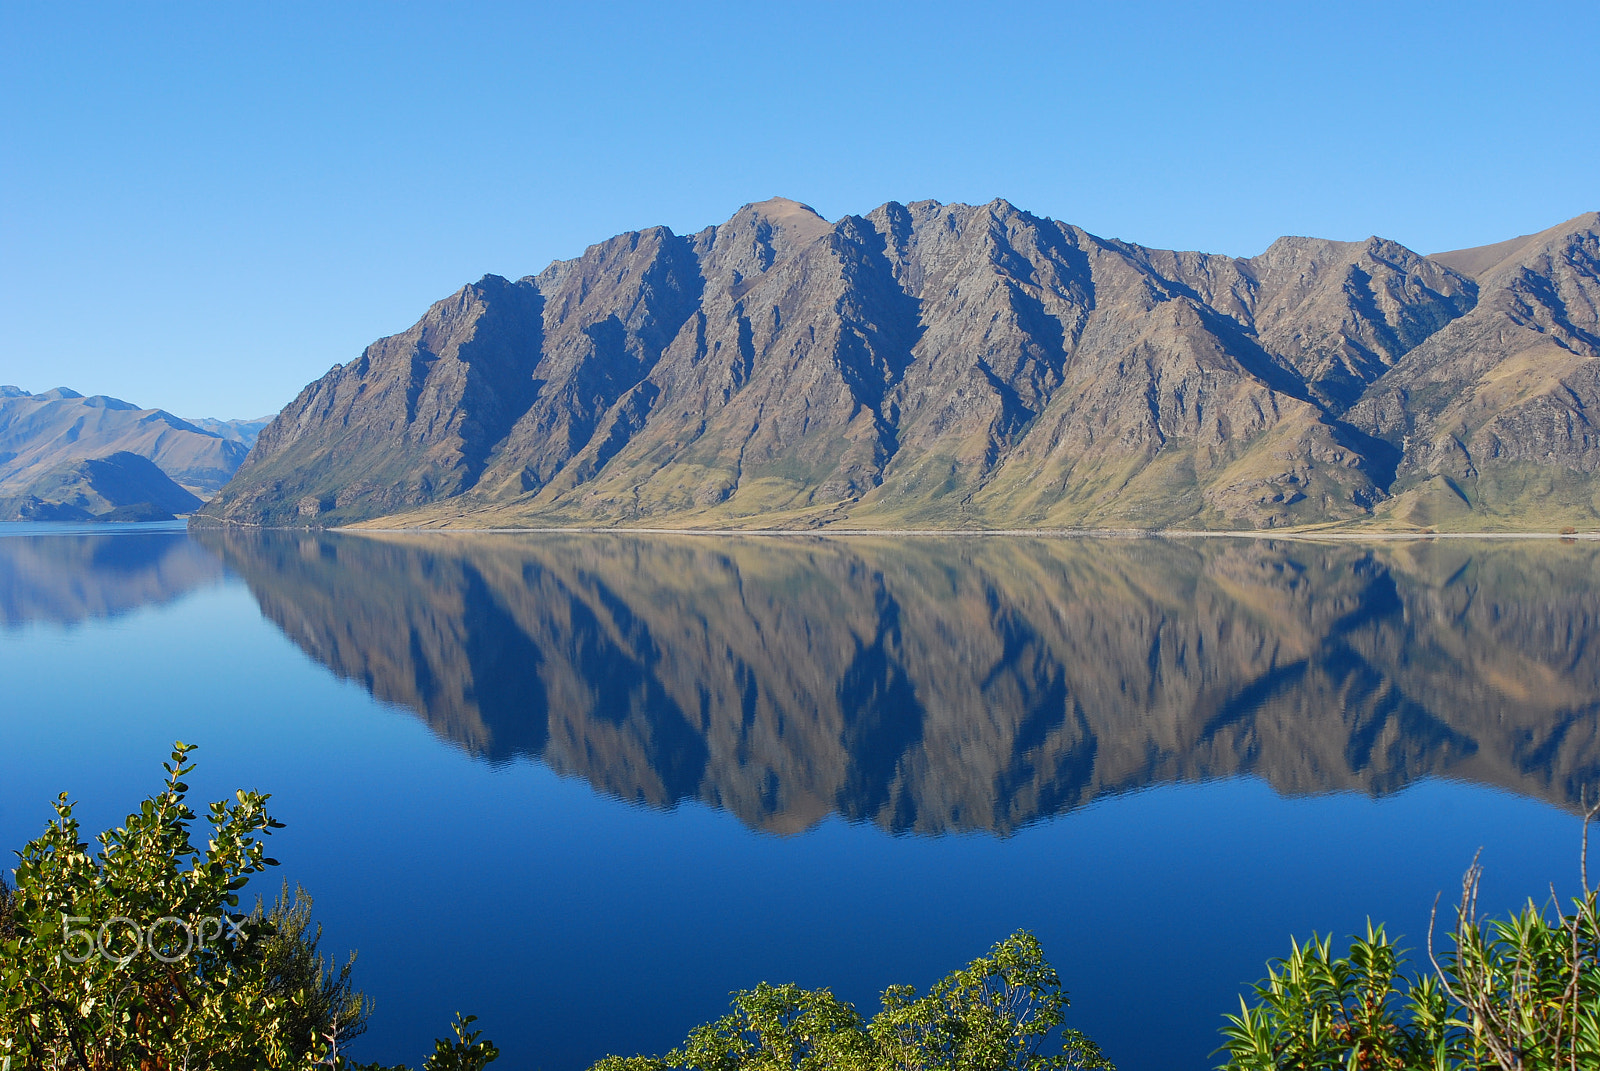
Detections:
189,199,1600,530
0,387,267,521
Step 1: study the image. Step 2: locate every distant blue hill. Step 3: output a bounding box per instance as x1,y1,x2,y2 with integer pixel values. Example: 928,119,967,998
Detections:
0,386,273,519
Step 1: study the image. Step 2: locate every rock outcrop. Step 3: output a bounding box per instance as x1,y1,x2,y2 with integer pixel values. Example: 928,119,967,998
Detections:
196,202,1600,530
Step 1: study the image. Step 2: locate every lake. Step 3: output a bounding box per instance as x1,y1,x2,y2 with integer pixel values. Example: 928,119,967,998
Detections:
1,523,1596,1070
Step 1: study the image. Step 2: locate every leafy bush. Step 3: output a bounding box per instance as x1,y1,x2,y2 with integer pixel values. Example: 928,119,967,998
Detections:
0,743,490,1071
418,1016,501,1071
343,1015,501,1071
0,868,15,941
587,931,1111,1071
1219,924,1449,1070
1219,837,1600,1070
0,742,308,1068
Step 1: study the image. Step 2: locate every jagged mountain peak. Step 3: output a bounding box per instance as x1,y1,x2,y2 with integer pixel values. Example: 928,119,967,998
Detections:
1346,211,1600,526
1250,234,1371,269
685,197,835,291
1247,233,1461,279
1237,235,1478,411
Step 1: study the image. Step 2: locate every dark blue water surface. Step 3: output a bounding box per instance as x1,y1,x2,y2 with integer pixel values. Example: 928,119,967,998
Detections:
2,525,1597,1070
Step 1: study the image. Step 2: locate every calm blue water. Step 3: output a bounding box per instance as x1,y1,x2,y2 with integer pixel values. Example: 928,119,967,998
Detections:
1,525,1596,1070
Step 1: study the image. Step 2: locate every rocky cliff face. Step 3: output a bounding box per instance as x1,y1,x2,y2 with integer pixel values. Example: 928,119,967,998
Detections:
1350,213,1600,527
197,201,1600,530
196,529,1600,834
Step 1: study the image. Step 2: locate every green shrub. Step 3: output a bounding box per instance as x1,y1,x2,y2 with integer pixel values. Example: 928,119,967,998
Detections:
251,881,373,1062
587,930,1112,1071
0,743,492,1071
1219,839,1600,1070
0,742,308,1068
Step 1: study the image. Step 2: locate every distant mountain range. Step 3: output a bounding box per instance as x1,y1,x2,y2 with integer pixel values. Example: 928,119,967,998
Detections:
172,199,1599,530
182,414,274,448
0,386,269,521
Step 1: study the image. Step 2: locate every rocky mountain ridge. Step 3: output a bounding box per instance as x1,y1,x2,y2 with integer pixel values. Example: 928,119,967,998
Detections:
183,415,274,449
197,201,1600,530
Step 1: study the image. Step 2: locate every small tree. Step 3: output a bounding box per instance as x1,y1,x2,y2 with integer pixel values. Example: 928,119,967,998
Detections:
253,881,374,1063
871,931,1110,1071
0,744,501,1071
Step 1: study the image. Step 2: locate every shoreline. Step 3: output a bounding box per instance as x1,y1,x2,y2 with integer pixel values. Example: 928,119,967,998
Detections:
324,523,1600,542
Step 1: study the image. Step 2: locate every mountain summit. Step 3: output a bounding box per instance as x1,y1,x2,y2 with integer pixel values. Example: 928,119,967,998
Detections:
198,201,1600,531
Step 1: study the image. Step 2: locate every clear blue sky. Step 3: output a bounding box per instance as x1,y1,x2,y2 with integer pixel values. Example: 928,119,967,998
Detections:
3,1,1595,419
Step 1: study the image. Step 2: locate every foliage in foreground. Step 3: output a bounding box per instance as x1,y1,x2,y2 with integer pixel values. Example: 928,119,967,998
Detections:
586,930,1112,1071
1220,838,1600,1070
0,742,307,1068
0,744,489,1071
253,880,374,1060
9,741,1600,1071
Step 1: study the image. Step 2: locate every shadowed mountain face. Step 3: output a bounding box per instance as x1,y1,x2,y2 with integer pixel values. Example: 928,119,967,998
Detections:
197,201,1600,531
194,530,1600,834
0,452,204,522
1350,215,1600,528
0,529,224,627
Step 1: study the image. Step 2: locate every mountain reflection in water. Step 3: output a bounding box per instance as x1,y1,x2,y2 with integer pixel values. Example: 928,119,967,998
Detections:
0,526,223,628
192,530,1600,833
